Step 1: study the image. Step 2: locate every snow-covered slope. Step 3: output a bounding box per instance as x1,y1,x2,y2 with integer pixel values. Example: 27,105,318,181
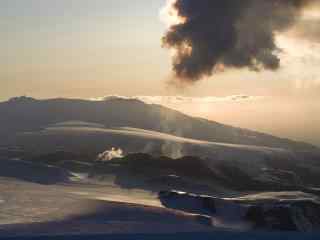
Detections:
8,123,319,191
12,124,294,160
0,177,212,236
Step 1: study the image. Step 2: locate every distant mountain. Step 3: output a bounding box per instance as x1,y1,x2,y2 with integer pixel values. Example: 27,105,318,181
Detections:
0,96,316,152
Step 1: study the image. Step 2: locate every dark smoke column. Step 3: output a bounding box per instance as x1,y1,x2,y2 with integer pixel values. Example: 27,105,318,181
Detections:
162,0,313,82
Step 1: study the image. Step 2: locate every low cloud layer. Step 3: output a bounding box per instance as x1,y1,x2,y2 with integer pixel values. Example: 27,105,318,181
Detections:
161,0,318,82
92,95,263,104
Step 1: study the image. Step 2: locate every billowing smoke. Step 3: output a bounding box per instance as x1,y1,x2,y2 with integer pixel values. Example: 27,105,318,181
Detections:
162,0,315,82
97,148,124,161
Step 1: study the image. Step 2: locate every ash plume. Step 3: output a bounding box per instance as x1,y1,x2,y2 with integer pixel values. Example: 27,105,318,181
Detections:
162,0,315,82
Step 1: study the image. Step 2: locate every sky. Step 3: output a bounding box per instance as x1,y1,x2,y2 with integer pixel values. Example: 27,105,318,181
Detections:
2,0,171,98
1,0,320,145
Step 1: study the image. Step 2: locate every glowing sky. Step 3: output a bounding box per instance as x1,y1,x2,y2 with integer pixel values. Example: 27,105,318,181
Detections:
1,0,320,145
2,0,170,99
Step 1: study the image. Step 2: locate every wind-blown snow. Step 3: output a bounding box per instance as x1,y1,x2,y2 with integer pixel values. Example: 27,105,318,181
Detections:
44,126,290,153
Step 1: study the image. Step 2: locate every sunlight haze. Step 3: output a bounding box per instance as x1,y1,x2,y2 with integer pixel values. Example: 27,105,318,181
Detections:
2,0,320,145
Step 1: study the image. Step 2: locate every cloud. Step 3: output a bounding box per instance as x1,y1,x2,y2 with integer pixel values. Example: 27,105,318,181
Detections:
276,34,320,93
288,19,320,42
138,95,263,104
90,95,264,105
161,0,317,82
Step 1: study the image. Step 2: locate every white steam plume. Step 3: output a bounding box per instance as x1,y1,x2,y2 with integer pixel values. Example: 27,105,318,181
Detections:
97,148,124,161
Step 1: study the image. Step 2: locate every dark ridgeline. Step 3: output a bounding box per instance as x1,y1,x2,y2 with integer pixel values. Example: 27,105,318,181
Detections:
0,97,315,151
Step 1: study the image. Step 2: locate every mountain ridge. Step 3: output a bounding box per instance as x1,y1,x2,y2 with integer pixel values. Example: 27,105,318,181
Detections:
0,96,317,151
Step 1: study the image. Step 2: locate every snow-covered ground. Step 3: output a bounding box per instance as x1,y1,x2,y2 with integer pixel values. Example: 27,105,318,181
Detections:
0,177,212,236
0,155,319,238
1,177,320,239
1,121,319,238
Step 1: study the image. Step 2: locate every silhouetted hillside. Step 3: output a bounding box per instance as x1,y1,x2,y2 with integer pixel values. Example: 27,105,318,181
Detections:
0,96,316,151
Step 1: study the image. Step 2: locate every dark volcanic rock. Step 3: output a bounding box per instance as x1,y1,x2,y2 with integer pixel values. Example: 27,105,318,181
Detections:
159,190,320,232
0,159,71,184
246,205,297,231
